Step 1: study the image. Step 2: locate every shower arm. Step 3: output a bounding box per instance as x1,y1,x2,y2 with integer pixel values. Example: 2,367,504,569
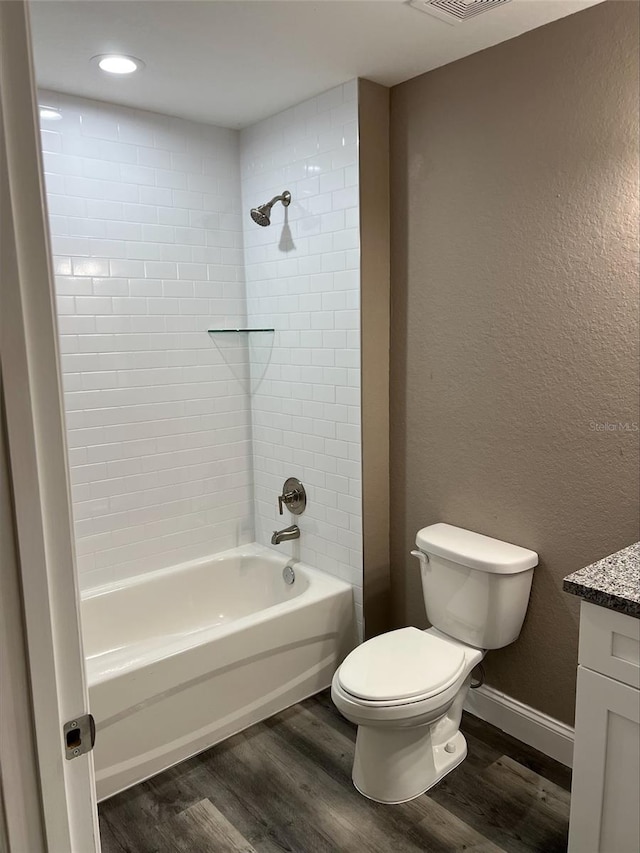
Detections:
268,191,291,208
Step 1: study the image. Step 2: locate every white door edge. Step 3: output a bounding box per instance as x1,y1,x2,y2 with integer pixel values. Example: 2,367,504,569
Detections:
0,2,100,850
0,383,47,853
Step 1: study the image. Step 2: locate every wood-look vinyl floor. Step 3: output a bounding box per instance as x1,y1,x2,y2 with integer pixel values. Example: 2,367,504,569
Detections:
99,690,571,853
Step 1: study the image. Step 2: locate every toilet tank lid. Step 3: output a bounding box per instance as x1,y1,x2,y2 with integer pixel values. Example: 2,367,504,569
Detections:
415,523,538,574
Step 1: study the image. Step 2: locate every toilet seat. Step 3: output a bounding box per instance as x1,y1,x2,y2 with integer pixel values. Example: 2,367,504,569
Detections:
337,627,467,706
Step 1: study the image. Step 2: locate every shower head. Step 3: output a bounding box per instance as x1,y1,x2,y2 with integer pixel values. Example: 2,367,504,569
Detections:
250,190,291,227
250,205,271,227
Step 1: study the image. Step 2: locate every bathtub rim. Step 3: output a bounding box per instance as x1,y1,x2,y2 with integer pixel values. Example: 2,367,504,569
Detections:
81,542,355,687
80,541,328,601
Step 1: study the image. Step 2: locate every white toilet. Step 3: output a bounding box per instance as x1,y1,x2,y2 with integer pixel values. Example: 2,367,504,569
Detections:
332,522,538,804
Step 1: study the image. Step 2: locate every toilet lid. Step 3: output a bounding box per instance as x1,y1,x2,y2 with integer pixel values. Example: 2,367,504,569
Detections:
338,627,466,702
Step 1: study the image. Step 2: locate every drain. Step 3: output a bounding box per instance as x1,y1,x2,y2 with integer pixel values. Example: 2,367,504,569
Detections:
283,565,295,585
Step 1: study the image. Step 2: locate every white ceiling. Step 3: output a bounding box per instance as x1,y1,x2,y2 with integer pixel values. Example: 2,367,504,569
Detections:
30,0,604,128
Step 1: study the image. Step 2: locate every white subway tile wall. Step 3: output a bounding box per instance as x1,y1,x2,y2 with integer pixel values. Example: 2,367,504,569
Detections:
40,83,363,631
240,81,363,629
40,91,252,588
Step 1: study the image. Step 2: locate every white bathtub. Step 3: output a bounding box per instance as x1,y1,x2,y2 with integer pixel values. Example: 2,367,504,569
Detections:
81,543,356,801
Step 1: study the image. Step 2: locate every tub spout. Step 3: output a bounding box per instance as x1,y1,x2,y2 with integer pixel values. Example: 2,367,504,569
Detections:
271,524,300,545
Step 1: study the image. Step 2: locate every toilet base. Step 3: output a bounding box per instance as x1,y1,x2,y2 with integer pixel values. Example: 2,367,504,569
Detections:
352,727,468,805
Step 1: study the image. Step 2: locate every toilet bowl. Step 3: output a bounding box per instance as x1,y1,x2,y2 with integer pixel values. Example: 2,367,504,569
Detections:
331,523,538,804
331,626,484,803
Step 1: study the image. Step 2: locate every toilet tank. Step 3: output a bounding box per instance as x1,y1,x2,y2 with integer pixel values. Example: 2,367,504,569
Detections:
415,523,538,650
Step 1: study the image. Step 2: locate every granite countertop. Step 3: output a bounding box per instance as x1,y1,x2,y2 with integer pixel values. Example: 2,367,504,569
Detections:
563,542,640,618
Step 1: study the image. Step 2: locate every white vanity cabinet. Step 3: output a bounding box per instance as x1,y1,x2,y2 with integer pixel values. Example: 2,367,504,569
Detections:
568,602,640,853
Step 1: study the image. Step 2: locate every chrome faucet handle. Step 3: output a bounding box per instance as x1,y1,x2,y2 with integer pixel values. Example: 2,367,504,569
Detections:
278,490,297,515
277,477,306,516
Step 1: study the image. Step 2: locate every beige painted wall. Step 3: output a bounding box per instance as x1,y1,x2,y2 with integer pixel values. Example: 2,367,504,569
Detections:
389,0,639,725
359,79,391,639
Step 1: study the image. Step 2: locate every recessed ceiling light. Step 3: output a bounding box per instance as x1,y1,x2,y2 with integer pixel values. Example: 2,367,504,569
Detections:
94,54,144,75
39,105,62,121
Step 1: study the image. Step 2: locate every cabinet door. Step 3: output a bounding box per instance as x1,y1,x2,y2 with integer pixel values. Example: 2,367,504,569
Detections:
579,602,640,689
568,666,640,853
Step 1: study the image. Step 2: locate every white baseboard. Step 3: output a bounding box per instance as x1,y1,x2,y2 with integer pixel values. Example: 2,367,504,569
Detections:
464,684,575,768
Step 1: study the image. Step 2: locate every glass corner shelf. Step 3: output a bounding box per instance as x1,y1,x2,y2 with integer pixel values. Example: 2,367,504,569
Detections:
207,328,274,392
207,328,275,334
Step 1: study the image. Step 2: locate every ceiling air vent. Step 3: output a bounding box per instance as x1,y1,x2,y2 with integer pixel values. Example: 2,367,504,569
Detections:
409,0,513,25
